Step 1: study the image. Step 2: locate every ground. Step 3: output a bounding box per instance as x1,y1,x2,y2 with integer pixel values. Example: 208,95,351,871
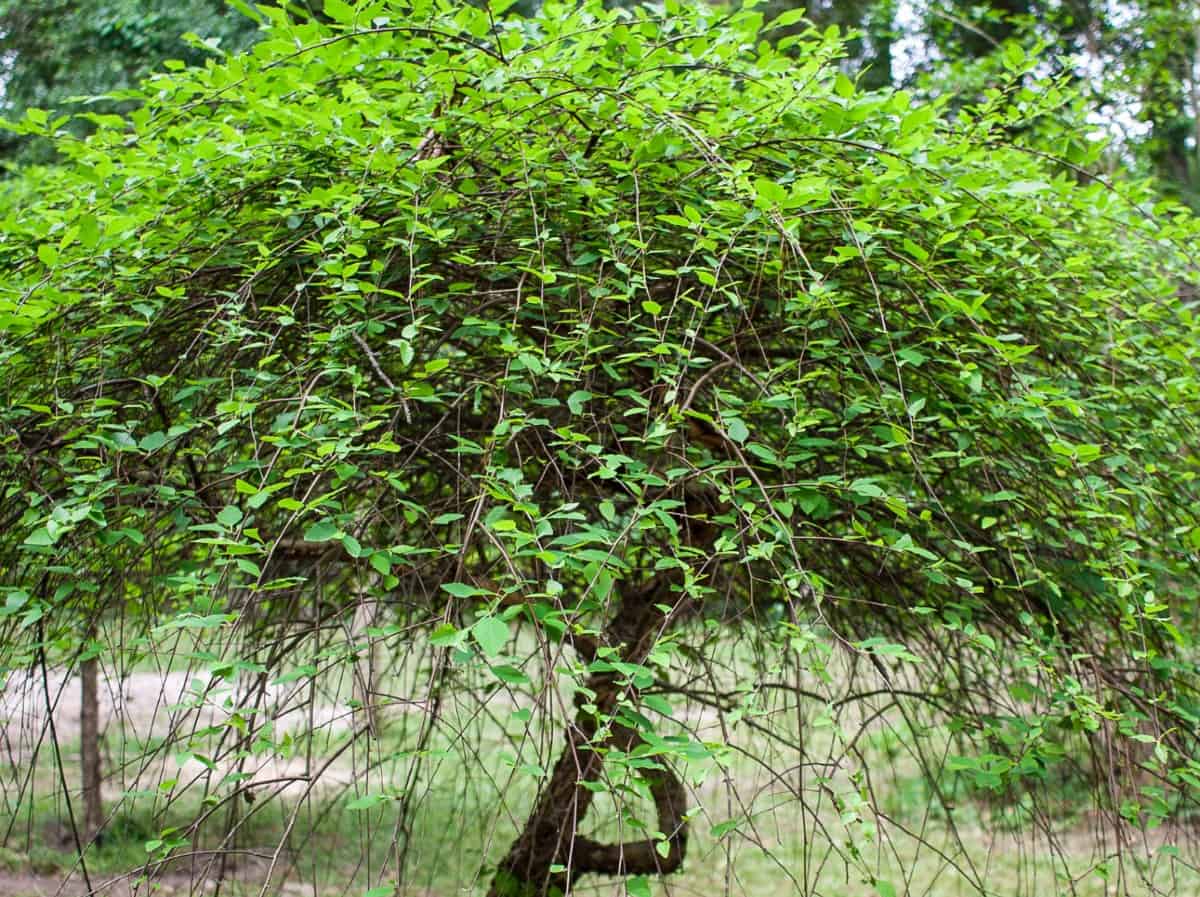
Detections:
2,649,1198,897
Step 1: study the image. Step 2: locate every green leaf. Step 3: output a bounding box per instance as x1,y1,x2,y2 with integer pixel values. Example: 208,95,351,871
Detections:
324,0,357,23
710,818,741,839
139,431,168,452
643,693,672,716
473,616,510,657
627,875,652,897
216,505,243,528
442,582,487,598
567,390,592,415
430,623,462,647
725,417,749,443
1005,180,1050,196
303,520,339,542
271,665,317,685
22,528,55,547
900,105,935,136
346,793,389,811
849,478,885,498
490,664,530,685
227,0,265,24
753,177,787,206
1002,41,1027,70
770,8,808,31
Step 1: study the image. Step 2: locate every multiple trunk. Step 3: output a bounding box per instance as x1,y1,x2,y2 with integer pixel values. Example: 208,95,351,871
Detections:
488,575,690,897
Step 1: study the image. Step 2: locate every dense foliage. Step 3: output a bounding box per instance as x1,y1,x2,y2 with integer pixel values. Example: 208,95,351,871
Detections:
4,1,1199,205
2,1,1200,894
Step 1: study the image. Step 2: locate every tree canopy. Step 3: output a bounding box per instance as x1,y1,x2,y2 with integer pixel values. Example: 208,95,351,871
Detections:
4,1,1200,205
2,2,1200,895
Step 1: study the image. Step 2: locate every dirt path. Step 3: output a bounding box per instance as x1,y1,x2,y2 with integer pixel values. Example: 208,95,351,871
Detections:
0,870,194,897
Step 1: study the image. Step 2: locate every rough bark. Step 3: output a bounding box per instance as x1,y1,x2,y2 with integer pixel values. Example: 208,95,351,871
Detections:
487,575,690,897
79,652,104,844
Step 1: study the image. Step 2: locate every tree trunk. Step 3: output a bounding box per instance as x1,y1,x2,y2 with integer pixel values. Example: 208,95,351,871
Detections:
79,651,104,844
487,575,690,897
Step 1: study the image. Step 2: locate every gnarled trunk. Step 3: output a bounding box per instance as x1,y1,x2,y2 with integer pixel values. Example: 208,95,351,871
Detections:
488,576,690,897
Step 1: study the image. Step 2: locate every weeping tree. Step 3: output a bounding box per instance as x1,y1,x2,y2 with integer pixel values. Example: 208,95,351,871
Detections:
3,2,1200,895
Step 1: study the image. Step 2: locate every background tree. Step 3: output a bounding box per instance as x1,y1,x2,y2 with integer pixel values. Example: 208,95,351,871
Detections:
0,0,261,162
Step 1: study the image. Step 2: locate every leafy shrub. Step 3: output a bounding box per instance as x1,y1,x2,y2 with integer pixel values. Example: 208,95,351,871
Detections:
2,1,1199,894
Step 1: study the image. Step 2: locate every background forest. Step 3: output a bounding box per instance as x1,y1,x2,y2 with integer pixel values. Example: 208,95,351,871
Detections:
2,3,1200,897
